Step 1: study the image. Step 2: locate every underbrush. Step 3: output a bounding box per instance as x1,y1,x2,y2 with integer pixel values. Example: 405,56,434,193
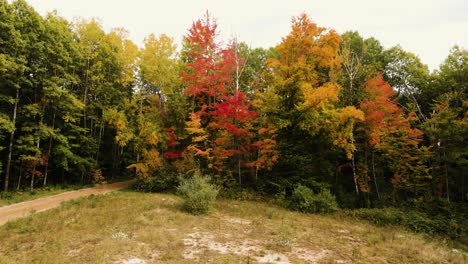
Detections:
133,168,179,193
343,202,468,244
289,184,339,213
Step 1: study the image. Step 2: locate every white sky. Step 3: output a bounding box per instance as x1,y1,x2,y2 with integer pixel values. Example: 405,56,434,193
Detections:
25,0,468,71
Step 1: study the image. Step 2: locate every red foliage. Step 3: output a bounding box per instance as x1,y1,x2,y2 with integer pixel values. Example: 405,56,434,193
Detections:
181,12,235,106
360,76,428,190
163,127,182,160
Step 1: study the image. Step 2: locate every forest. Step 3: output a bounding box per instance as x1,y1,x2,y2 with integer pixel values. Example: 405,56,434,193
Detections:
0,0,466,237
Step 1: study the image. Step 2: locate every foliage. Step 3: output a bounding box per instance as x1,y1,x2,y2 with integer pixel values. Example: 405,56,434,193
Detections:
176,172,218,214
0,2,466,242
133,168,178,193
344,202,468,240
289,184,338,214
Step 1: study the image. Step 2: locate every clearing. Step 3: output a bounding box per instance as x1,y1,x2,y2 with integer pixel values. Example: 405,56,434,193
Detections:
0,190,465,263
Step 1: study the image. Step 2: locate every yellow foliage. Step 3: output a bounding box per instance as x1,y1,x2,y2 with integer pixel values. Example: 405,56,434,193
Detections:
185,113,206,135
115,130,134,147
115,119,126,130
147,131,160,145
127,163,149,179
62,114,77,123
172,151,197,174
340,106,365,122
144,149,164,170
188,146,212,157
192,135,208,143
274,13,341,85
302,82,341,108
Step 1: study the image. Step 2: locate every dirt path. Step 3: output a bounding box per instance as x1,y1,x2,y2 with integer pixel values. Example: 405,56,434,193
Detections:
0,179,135,225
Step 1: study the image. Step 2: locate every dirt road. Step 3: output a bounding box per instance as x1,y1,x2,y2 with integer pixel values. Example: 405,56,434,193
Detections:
0,179,135,225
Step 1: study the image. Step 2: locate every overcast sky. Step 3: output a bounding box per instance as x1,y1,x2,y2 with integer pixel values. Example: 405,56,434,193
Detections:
25,0,468,71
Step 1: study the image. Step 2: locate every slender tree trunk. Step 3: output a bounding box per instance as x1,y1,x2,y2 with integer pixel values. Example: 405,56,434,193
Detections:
461,170,465,202
16,166,22,191
238,156,241,186
111,142,118,179
350,134,359,196
234,40,242,187
135,152,140,177
83,57,90,131
31,138,41,192
443,150,449,202
372,151,380,199
255,150,260,183
95,120,104,165
90,118,94,137
43,111,56,186
352,154,359,195
4,88,19,192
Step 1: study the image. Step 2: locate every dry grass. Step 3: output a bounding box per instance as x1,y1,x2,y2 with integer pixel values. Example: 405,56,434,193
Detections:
0,190,465,263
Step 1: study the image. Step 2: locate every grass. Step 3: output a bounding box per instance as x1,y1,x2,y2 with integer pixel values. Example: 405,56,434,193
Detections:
0,190,466,263
0,184,92,207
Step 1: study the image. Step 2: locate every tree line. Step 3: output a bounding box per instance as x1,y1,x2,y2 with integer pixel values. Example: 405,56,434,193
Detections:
1,1,466,207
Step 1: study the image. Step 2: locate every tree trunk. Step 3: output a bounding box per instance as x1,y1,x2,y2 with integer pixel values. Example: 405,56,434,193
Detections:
4,87,19,192
16,166,22,191
43,111,56,186
443,150,449,202
31,138,41,192
83,57,90,131
372,151,380,199
238,156,241,187
255,150,260,183
352,154,359,196
351,134,359,196
95,120,104,165
461,170,465,202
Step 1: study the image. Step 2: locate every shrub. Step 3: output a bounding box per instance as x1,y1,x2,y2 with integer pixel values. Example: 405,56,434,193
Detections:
313,189,339,213
343,207,468,240
177,173,218,215
289,184,338,214
289,184,315,213
345,208,404,226
92,167,105,184
134,169,178,192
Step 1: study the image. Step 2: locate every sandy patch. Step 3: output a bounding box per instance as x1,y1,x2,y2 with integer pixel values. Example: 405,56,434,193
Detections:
67,248,82,257
112,232,131,240
292,248,332,262
222,216,253,225
182,232,260,259
119,257,146,264
182,232,334,263
256,253,290,263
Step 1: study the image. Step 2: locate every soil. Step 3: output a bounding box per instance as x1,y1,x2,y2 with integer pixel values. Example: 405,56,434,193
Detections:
0,179,135,225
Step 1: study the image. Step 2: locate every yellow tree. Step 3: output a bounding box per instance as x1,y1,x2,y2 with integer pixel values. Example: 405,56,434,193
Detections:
263,13,364,194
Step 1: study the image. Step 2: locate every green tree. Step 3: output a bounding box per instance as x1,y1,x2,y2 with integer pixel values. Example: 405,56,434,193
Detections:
383,45,431,122
338,31,385,106
423,46,467,202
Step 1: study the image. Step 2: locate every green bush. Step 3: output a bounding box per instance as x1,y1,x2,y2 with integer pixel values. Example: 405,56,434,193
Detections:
345,208,404,226
289,184,338,214
344,206,468,240
177,173,218,215
134,169,178,192
313,189,339,213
